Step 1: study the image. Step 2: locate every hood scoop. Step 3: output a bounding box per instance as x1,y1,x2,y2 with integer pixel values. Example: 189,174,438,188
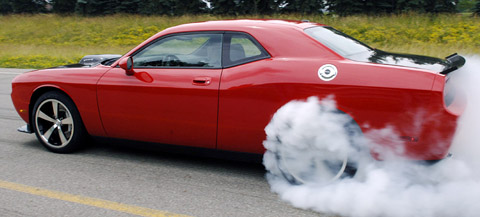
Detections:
79,54,122,66
49,54,122,69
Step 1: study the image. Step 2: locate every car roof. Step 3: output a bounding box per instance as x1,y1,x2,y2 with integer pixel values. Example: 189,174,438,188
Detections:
161,19,323,34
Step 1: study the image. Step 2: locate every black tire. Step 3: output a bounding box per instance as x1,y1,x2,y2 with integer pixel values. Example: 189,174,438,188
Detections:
263,111,365,185
32,91,87,153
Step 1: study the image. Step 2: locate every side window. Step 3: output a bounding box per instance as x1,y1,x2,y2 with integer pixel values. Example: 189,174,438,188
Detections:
133,33,222,68
223,33,269,67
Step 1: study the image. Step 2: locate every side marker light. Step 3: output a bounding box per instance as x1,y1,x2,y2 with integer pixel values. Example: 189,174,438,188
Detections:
400,136,418,142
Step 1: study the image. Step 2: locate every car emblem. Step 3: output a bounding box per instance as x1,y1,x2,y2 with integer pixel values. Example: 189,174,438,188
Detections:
318,64,338,81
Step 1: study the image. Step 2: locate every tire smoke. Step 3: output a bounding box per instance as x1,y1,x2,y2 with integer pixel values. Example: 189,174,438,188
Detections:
263,56,480,217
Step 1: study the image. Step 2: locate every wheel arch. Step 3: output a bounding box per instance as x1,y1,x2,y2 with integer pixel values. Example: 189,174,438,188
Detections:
336,108,364,133
29,86,85,133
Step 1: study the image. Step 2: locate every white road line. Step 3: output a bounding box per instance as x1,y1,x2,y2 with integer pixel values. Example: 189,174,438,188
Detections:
0,69,34,75
0,72,24,75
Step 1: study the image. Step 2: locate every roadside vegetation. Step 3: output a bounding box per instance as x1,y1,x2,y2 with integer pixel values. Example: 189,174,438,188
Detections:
0,13,478,69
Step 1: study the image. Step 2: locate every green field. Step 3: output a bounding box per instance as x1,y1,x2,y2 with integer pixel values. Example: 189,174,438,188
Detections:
0,13,478,69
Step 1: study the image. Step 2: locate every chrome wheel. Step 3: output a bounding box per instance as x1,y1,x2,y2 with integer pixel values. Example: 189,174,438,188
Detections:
32,91,86,153
262,97,365,185
35,99,74,148
280,147,348,184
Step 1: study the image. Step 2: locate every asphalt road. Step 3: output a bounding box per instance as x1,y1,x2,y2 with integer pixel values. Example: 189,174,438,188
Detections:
0,69,324,217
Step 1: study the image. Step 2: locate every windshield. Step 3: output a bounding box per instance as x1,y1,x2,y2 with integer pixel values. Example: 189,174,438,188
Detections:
304,26,373,58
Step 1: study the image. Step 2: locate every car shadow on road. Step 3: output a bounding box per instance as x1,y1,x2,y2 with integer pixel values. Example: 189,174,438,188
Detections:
82,137,266,178
17,135,267,183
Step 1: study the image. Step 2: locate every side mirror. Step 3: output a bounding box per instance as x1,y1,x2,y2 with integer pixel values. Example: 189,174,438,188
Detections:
119,56,134,76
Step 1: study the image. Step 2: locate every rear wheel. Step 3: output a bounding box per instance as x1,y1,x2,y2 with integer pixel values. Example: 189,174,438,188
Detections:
277,146,353,184
32,91,86,153
265,120,363,185
263,100,365,185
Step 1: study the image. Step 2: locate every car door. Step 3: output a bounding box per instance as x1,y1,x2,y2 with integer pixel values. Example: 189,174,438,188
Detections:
216,32,273,154
97,33,222,148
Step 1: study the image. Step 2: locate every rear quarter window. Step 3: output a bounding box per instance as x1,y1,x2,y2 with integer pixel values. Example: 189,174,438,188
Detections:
223,33,270,68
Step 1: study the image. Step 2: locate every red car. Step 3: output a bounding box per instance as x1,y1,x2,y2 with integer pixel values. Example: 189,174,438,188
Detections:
11,20,466,184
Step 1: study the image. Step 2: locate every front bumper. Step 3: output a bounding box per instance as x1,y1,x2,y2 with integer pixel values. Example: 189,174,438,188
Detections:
17,124,33,134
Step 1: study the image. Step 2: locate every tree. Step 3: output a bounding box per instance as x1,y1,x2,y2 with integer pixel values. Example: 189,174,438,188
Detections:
457,0,475,12
139,0,173,15
211,0,274,15
0,0,13,14
174,0,207,15
10,0,46,13
247,0,275,14
424,0,458,13
52,0,76,14
326,0,458,15
75,0,118,15
326,0,370,15
115,0,141,14
138,0,206,16
280,0,325,14
475,0,480,14
210,0,241,15
89,0,117,15
395,0,428,13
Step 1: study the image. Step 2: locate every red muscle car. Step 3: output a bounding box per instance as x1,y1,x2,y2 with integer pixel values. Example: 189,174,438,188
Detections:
11,20,466,184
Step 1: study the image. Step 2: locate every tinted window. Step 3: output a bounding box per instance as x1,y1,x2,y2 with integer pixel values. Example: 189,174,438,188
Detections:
304,26,373,58
223,33,269,67
133,33,222,68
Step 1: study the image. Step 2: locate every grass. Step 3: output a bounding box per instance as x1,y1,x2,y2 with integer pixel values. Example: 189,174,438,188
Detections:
0,13,478,69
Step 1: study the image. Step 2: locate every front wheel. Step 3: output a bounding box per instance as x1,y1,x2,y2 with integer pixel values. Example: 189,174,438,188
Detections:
32,91,87,153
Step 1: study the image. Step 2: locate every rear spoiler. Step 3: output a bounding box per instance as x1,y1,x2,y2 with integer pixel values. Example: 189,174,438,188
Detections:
440,53,466,75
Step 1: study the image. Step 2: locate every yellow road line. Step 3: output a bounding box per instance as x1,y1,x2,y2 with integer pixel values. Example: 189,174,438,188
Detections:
0,180,191,217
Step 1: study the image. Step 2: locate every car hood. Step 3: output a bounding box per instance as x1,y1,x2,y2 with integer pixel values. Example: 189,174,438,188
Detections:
348,50,449,72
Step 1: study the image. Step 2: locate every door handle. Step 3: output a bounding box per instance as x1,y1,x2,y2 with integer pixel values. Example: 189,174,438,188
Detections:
193,77,211,86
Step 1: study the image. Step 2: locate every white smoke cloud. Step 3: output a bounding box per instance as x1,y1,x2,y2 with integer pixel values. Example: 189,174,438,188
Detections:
263,56,480,217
